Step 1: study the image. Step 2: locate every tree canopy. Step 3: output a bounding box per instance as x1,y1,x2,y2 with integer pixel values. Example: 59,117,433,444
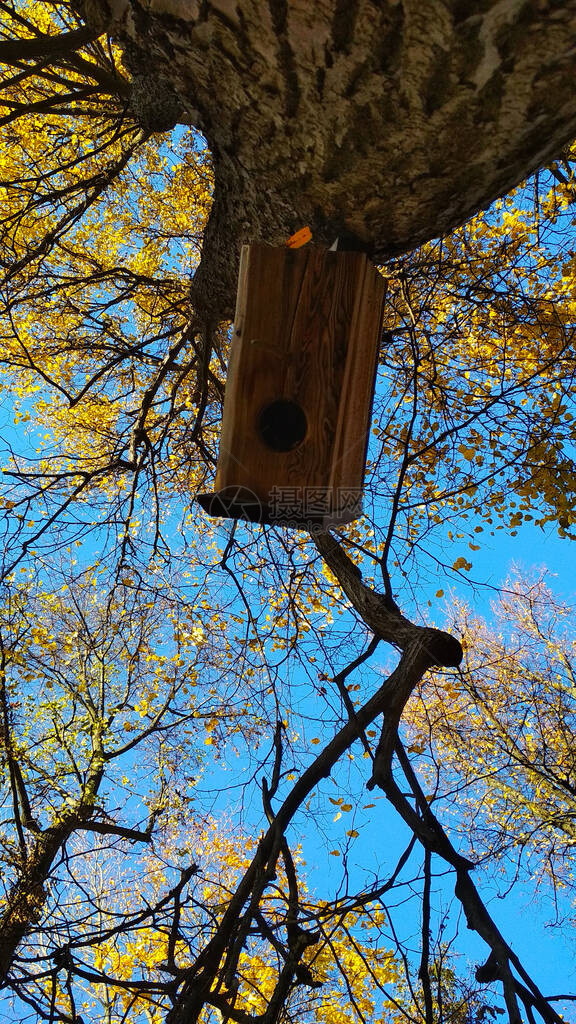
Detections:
0,3,575,1024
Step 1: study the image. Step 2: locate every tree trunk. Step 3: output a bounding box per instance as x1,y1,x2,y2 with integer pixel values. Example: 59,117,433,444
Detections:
96,0,576,317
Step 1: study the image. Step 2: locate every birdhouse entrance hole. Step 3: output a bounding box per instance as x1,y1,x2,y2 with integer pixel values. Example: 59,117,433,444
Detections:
258,400,307,452
197,243,387,529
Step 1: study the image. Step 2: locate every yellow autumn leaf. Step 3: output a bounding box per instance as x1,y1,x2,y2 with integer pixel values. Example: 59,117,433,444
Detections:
452,557,472,571
457,445,476,460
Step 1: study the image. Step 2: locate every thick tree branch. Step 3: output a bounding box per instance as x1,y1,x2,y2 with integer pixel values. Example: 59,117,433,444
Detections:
104,0,576,318
0,26,98,64
314,530,463,668
167,632,455,1024
379,741,565,1024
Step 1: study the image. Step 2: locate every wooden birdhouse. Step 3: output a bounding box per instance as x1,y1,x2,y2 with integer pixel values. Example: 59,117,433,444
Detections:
197,243,386,529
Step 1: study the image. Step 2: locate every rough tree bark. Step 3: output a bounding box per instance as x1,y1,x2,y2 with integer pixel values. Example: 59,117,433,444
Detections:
83,0,576,317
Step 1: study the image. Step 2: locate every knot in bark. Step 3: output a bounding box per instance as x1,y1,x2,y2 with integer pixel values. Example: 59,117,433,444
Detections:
130,71,184,134
420,627,463,668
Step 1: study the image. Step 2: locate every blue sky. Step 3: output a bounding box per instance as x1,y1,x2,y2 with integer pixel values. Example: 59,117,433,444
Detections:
1,114,575,1020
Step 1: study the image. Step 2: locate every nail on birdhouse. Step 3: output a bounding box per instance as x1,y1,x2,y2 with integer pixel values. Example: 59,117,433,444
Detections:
197,243,386,529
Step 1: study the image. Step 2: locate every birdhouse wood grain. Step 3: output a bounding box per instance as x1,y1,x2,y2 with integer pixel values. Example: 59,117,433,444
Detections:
197,243,386,528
